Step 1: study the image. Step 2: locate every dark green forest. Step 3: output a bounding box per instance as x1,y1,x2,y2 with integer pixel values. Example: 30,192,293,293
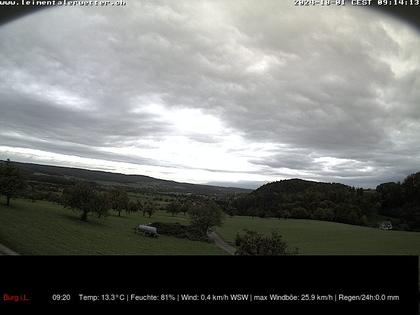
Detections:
220,174,420,231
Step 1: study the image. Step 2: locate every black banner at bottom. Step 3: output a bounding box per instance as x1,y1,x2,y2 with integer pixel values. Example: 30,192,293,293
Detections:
0,256,418,313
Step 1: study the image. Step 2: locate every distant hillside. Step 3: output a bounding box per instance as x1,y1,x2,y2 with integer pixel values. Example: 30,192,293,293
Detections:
8,161,251,196
232,178,378,226
231,176,420,231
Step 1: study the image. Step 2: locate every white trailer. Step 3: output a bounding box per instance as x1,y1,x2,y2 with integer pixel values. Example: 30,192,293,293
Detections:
135,224,158,237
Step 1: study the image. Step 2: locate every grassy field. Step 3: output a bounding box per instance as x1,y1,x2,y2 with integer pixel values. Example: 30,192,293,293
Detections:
0,199,224,255
1,198,420,256
216,216,420,255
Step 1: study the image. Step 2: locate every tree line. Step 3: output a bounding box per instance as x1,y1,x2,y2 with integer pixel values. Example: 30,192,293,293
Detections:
61,182,157,221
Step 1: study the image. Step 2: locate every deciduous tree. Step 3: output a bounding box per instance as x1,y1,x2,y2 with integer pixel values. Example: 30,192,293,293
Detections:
187,200,224,234
0,159,25,206
109,188,129,217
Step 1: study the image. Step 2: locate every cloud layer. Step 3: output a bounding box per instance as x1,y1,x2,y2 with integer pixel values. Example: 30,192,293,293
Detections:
0,2,419,188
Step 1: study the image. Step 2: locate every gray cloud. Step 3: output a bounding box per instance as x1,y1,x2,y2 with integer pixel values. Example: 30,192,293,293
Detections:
0,2,419,189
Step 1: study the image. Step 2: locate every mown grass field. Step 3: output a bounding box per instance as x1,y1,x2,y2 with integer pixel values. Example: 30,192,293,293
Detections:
216,216,420,255
0,199,224,255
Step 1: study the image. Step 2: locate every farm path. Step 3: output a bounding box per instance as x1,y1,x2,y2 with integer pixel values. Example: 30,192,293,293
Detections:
208,231,236,255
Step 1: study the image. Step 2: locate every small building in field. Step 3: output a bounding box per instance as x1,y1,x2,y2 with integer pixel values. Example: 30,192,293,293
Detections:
379,221,392,230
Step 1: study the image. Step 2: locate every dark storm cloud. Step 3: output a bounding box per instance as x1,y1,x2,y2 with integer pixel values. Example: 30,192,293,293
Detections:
0,1,419,188
0,92,170,146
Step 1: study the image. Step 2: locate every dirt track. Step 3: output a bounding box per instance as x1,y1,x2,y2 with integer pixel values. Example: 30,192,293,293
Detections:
208,231,236,255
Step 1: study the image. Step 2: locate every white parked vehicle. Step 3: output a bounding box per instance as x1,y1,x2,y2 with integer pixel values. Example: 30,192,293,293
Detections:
135,224,158,237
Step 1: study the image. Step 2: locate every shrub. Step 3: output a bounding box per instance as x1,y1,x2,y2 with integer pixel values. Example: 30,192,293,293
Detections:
150,222,208,242
235,230,298,256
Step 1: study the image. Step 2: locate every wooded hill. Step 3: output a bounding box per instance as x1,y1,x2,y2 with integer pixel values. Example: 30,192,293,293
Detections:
230,175,420,231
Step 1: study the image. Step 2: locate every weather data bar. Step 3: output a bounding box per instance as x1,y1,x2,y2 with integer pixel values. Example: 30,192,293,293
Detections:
45,292,403,305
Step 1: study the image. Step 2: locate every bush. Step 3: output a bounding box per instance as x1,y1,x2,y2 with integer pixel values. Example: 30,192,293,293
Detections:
235,230,298,256
150,222,208,242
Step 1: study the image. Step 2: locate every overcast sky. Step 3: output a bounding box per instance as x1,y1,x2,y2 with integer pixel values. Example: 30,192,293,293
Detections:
0,1,419,189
